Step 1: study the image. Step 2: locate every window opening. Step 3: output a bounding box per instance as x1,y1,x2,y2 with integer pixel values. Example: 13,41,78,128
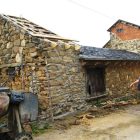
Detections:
116,28,123,33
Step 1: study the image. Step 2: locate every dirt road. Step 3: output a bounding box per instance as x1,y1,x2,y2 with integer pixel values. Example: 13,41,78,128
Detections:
34,105,140,140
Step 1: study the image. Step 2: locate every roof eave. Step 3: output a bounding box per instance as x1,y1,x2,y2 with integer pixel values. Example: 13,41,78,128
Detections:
80,58,140,62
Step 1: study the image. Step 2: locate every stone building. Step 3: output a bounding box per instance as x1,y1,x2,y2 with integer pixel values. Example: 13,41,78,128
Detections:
1,14,140,120
0,14,87,119
80,19,140,104
80,46,140,101
102,19,140,99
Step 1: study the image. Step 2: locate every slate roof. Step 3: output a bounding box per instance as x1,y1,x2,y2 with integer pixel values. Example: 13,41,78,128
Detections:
79,46,140,61
0,14,76,42
107,19,140,32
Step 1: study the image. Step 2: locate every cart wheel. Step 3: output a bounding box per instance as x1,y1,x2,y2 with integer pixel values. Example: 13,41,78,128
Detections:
15,132,33,140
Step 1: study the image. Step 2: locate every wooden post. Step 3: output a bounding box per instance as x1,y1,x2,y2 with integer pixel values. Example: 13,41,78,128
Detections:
32,69,34,94
14,105,22,133
45,56,54,122
19,49,25,90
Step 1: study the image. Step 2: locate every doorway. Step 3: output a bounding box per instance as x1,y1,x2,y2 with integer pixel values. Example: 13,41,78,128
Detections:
86,67,106,97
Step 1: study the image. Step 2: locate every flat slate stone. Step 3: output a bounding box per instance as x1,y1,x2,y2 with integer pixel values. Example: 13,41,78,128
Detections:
79,46,140,61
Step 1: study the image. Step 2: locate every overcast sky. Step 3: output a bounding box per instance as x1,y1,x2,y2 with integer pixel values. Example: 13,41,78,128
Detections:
1,0,140,47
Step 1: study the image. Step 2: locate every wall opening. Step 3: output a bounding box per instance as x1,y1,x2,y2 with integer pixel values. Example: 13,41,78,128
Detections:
86,67,106,97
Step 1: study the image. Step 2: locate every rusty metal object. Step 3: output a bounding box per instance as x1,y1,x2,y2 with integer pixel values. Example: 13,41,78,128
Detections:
0,93,9,117
18,91,38,123
0,89,38,139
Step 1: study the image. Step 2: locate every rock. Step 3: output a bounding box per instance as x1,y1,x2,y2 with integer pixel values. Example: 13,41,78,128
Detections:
54,108,62,115
20,33,24,39
26,43,35,48
30,52,38,57
75,115,83,119
14,39,20,46
86,114,95,119
59,51,66,56
19,47,23,53
25,56,33,62
26,72,30,76
47,58,55,63
23,125,32,132
38,123,45,130
36,71,42,77
13,46,19,53
55,58,62,64
63,56,73,62
52,96,64,103
32,37,40,43
77,104,85,110
70,107,74,112
15,53,21,62
49,72,64,77
48,66,57,71
29,48,37,53
21,40,26,46
88,108,98,112
6,42,13,49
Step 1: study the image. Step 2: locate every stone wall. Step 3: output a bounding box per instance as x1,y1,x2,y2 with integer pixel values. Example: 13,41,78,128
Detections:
104,29,140,100
108,33,140,54
104,22,140,53
0,15,88,119
105,62,140,98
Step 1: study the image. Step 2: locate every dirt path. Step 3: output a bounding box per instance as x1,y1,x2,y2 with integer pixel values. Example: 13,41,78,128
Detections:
34,105,140,140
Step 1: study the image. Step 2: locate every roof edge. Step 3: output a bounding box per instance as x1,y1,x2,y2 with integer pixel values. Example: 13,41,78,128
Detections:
107,19,140,32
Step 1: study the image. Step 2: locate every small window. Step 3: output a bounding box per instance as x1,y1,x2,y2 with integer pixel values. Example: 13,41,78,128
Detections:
116,28,123,33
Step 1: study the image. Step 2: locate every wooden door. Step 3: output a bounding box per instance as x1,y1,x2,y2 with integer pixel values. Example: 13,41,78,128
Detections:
86,67,105,97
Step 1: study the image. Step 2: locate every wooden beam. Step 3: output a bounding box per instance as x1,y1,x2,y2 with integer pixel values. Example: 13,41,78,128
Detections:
51,41,58,49
31,33,78,42
75,44,81,51
85,93,108,102
94,62,101,66
65,43,72,50
14,106,22,133
81,61,88,66
114,62,119,66
105,62,110,66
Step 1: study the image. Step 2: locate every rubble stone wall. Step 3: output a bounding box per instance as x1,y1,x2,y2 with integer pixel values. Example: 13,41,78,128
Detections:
104,33,140,54
0,16,88,119
105,62,140,99
104,30,140,100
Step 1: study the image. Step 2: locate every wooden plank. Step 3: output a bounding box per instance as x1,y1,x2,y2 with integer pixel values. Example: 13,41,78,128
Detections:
31,33,78,42
85,93,108,102
75,44,81,51
51,41,58,49
65,43,71,50
14,106,22,133
45,56,54,122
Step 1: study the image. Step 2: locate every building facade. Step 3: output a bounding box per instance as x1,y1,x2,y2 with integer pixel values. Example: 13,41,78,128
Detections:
0,15,140,120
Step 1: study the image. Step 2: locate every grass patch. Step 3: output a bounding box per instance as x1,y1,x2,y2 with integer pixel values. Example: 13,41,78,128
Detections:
30,122,51,136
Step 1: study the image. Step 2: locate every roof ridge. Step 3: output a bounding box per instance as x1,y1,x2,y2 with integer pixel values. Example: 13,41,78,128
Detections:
0,13,77,42
107,19,140,32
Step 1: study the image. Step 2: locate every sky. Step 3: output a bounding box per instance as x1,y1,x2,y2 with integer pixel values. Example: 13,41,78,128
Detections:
1,0,140,48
